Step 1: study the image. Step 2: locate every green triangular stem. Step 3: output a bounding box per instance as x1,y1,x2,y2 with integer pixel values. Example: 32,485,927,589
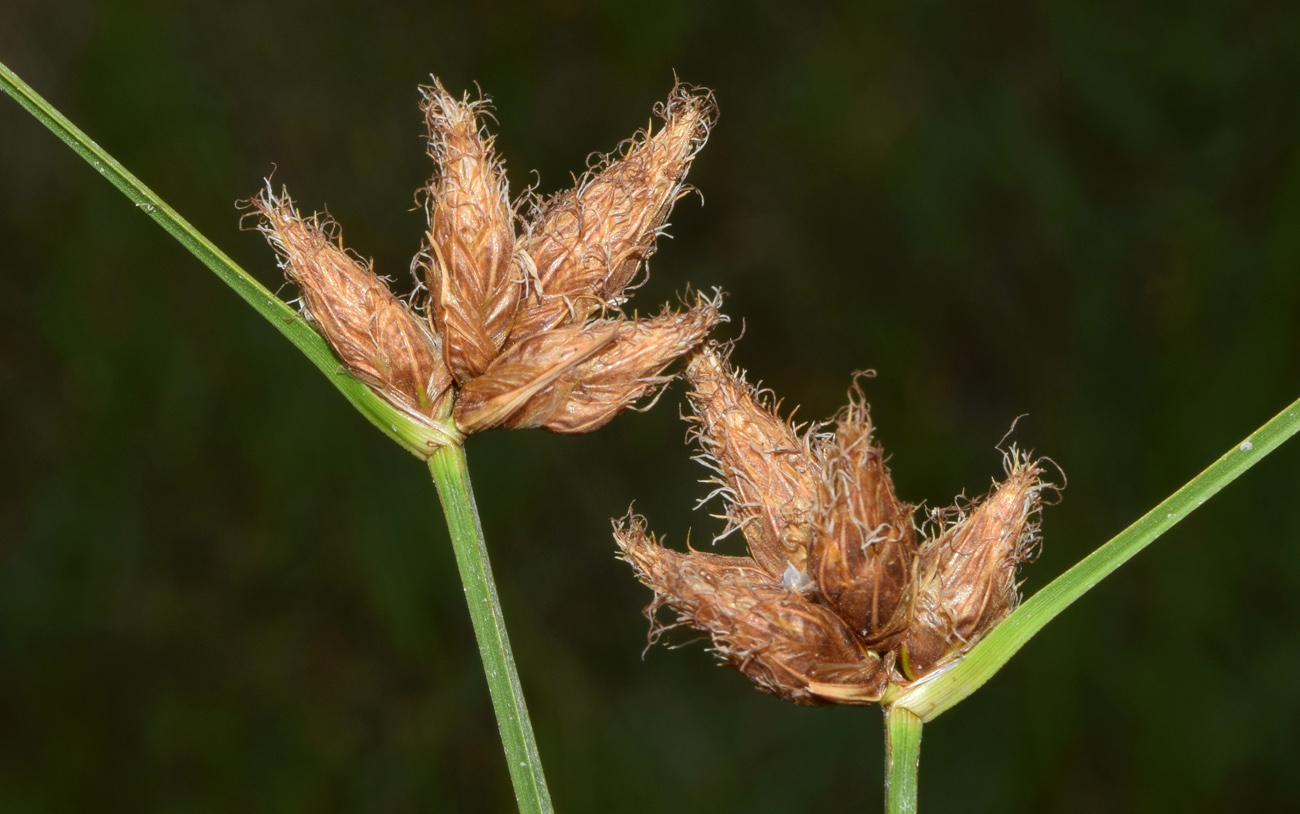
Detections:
884,705,922,813
1,59,556,811
428,445,554,813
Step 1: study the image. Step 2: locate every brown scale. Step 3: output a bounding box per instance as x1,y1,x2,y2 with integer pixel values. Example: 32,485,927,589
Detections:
509,84,717,342
683,346,821,578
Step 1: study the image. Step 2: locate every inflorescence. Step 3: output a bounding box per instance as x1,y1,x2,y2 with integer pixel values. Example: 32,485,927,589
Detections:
616,344,1057,706
246,78,721,452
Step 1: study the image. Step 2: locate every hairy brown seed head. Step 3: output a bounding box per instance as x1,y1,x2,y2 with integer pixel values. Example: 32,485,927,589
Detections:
420,79,521,382
509,83,717,341
812,389,916,650
455,295,719,434
249,186,452,421
540,295,722,434
901,452,1047,679
615,349,1059,704
685,345,821,579
452,319,620,433
615,513,889,706
243,78,724,445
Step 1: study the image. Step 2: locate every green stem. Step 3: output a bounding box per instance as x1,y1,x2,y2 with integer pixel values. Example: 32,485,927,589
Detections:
895,394,1300,721
884,706,922,814
0,58,457,456
3,55,544,806
428,444,553,814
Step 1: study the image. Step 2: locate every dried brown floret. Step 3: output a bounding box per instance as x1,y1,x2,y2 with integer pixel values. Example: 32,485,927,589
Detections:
248,185,452,421
509,83,717,341
685,345,821,578
539,295,723,434
455,295,719,434
811,389,917,650
453,320,621,433
420,79,521,382
615,514,889,706
901,451,1047,679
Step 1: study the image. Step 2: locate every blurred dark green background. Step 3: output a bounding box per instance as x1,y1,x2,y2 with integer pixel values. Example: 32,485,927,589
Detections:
4,1,1300,811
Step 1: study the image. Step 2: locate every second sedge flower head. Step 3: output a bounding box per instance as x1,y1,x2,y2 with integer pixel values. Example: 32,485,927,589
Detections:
246,78,722,452
616,344,1056,706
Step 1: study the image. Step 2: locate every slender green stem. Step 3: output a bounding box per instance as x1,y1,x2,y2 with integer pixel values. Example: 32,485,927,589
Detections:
895,394,1300,721
3,55,544,806
0,58,457,456
428,444,553,814
884,706,922,814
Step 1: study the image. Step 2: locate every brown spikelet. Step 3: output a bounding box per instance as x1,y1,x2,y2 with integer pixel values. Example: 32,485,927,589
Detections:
685,345,821,579
811,389,916,650
420,80,521,382
901,451,1047,679
453,320,622,433
509,83,717,341
540,295,722,434
456,295,720,434
249,185,452,420
615,514,889,706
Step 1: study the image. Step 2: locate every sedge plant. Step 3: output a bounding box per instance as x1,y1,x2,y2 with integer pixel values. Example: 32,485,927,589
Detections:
0,61,720,814
5,60,1299,812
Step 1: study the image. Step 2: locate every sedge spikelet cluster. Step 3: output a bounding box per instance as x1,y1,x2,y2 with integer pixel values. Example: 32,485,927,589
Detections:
616,344,1056,705
245,78,722,455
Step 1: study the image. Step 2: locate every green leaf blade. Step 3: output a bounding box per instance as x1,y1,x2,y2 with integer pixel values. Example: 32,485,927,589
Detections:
0,58,455,457
895,395,1300,721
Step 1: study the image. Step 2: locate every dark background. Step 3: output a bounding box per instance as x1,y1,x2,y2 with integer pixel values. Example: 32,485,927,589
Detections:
4,1,1300,811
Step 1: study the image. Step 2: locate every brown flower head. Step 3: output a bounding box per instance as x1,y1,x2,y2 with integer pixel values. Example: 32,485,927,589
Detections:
508,83,717,341
248,185,453,424
812,385,917,651
452,81,722,433
616,514,889,707
616,344,1056,704
246,78,722,456
900,451,1047,679
419,79,520,382
683,346,821,578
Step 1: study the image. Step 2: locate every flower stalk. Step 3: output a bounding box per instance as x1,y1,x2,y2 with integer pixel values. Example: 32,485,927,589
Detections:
884,705,922,814
428,443,553,814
